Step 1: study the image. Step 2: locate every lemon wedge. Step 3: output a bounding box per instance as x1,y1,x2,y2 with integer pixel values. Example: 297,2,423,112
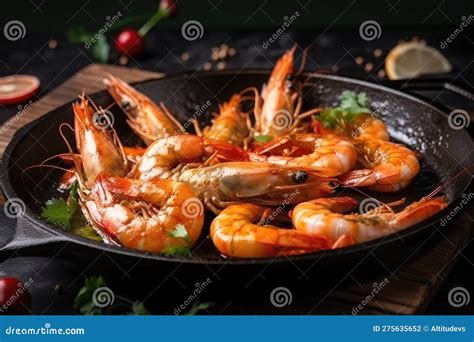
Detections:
385,41,452,80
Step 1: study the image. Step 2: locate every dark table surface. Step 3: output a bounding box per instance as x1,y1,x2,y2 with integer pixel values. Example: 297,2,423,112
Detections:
0,29,472,314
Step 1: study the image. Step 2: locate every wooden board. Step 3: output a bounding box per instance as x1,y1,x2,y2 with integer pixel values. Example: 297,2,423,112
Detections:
0,64,471,315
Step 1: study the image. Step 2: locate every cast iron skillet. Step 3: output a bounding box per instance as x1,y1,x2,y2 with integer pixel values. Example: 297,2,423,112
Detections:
1,71,473,281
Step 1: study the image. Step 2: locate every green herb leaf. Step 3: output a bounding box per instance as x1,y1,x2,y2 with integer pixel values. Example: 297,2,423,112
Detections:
91,35,110,63
66,26,91,44
314,91,372,129
41,198,74,229
162,245,192,257
185,302,212,315
254,135,273,143
162,224,192,256
72,226,102,241
41,181,80,229
130,301,151,315
168,224,190,241
73,276,108,315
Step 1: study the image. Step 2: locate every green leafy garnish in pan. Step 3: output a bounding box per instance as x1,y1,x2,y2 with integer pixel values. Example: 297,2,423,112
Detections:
314,90,372,129
41,181,79,229
41,181,100,241
162,224,192,256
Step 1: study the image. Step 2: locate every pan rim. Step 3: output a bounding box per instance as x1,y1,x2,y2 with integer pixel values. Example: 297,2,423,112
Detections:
1,70,472,265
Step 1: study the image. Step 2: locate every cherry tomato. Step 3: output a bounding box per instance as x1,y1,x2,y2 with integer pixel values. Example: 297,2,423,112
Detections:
114,28,145,57
0,277,32,314
160,0,177,16
0,75,39,105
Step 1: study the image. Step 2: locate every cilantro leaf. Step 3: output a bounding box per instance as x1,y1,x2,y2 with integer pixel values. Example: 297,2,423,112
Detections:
74,276,151,315
168,224,190,241
41,181,80,230
162,224,192,256
72,226,102,241
254,135,273,143
162,245,192,257
41,198,75,229
73,276,108,315
314,91,372,129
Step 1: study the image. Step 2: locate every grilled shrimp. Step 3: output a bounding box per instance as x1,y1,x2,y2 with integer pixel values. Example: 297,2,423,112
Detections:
293,196,447,247
132,135,249,181
251,133,357,176
197,89,257,148
73,96,128,185
84,172,204,253
339,138,420,192
211,203,332,258
254,47,320,138
104,75,183,145
177,162,335,213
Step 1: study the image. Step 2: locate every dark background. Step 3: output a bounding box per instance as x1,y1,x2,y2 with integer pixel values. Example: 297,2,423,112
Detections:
2,0,474,31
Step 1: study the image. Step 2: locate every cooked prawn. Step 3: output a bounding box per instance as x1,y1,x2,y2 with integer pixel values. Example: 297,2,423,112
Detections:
292,196,447,247
84,172,204,253
254,46,320,138
196,89,257,148
251,133,357,176
73,96,128,185
177,162,335,213
211,203,332,258
339,138,420,192
104,75,183,145
132,135,249,181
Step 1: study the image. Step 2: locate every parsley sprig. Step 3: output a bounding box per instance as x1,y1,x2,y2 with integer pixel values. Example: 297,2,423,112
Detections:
314,91,372,129
162,224,192,256
41,181,101,241
74,276,150,315
74,276,212,315
41,181,79,229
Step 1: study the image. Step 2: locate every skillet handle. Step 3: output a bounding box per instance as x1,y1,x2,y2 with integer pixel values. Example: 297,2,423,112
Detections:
380,79,474,102
0,209,69,252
